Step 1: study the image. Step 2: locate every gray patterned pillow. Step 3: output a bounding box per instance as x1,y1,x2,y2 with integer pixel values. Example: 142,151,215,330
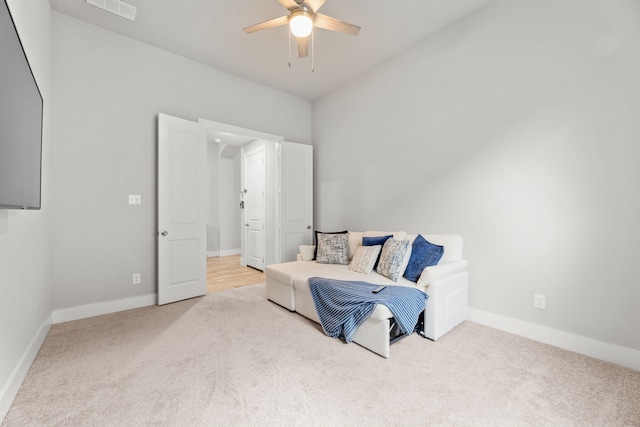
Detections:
316,233,349,264
376,239,411,281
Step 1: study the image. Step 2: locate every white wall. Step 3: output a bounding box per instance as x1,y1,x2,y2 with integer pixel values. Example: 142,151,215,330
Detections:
312,0,640,352
49,12,311,310
219,151,241,253
207,142,220,254
207,144,241,256
0,0,52,420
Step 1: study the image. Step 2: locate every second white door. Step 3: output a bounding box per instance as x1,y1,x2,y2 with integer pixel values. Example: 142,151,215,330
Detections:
244,145,265,271
280,142,313,262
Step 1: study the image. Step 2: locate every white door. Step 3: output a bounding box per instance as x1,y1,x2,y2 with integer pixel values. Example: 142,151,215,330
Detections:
157,113,207,305
244,145,266,270
280,142,313,262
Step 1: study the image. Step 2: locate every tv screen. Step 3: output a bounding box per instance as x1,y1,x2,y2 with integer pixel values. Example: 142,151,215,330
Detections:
0,0,43,210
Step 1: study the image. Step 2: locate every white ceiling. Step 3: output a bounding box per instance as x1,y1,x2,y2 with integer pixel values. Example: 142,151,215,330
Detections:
50,0,492,100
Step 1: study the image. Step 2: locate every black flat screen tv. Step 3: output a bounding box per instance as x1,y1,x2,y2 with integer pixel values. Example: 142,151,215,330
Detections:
0,0,43,210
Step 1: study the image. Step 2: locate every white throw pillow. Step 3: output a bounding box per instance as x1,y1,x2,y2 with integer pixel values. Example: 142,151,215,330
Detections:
348,245,382,274
347,231,363,260
376,239,411,281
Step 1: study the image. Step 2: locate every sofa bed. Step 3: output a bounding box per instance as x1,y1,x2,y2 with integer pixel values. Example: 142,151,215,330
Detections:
265,231,469,358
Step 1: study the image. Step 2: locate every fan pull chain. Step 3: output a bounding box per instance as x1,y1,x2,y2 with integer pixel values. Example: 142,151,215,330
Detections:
311,28,315,72
288,29,292,68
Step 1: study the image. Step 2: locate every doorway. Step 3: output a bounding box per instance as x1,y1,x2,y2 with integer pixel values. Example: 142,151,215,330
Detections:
200,119,282,291
197,118,313,292
158,114,312,304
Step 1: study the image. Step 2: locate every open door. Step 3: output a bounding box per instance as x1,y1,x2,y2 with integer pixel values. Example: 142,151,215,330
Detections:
243,143,266,271
157,113,207,305
280,142,313,262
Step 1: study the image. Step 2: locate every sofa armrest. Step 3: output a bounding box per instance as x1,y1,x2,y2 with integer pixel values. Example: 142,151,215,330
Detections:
417,260,468,287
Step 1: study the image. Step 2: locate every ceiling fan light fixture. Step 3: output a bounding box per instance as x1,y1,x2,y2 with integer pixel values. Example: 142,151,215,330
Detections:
289,10,313,38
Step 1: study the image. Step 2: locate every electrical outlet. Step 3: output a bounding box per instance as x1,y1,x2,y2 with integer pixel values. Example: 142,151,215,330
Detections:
534,293,546,309
128,194,141,205
132,273,141,284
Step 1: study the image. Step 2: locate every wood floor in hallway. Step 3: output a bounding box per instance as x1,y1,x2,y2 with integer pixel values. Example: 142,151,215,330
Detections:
207,254,265,293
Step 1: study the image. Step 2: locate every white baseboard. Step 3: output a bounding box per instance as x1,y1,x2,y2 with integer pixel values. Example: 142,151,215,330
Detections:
52,293,157,324
207,248,241,258
468,307,640,372
0,313,52,423
220,248,241,256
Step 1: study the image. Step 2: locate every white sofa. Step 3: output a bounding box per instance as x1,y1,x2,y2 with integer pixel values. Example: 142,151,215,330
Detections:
265,231,469,358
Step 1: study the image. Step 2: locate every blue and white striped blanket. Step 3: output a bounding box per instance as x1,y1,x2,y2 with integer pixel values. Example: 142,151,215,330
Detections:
308,277,428,343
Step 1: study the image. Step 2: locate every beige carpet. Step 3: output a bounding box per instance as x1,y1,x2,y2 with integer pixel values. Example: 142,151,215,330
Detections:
3,283,640,426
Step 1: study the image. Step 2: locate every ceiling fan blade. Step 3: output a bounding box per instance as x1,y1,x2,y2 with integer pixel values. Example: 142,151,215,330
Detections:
243,15,289,34
297,36,309,57
314,13,361,36
278,0,299,10
304,0,326,13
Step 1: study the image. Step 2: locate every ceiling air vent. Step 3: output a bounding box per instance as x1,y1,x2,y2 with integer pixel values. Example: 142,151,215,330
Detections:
86,0,137,22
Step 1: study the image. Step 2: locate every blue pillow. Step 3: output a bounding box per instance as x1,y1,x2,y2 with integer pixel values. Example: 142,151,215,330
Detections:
362,235,392,269
404,234,444,282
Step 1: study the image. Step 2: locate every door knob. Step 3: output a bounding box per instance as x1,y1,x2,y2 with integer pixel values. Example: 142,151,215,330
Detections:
160,230,168,236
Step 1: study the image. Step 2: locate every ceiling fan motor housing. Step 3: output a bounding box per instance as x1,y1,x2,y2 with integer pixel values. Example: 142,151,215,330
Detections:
289,8,314,37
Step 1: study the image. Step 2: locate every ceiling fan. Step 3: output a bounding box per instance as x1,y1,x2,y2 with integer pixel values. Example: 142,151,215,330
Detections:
243,0,361,59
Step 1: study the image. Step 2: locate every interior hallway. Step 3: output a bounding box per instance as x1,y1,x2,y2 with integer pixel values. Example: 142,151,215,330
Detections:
207,254,265,293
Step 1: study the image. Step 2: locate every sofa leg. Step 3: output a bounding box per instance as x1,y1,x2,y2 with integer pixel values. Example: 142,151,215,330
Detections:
415,311,430,340
389,318,409,344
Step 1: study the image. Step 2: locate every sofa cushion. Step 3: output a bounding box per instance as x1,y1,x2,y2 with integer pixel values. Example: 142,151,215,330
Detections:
348,245,382,274
299,245,316,261
376,239,412,281
291,263,417,290
316,233,349,265
266,261,321,285
314,230,348,259
291,268,417,321
404,234,444,282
